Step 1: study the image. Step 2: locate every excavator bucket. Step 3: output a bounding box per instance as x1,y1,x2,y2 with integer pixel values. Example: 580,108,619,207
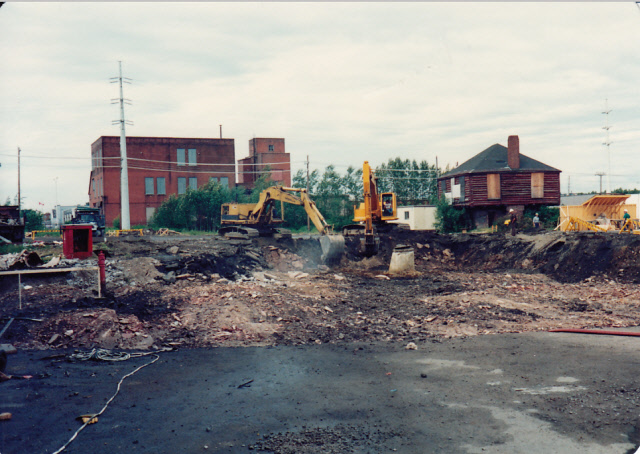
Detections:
319,234,345,264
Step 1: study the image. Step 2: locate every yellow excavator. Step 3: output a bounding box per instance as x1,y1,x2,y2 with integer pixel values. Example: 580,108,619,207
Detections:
343,161,404,257
219,186,345,263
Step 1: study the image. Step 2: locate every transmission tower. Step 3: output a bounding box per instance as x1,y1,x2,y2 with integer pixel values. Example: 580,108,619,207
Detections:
110,61,133,230
602,99,612,194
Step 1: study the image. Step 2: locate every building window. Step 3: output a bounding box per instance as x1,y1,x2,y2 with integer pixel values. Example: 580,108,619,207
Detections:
178,177,186,194
531,173,544,198
177,148,186,166
220,177,229,188
268,144,274,152
92,180,96,194
487,174,501,200
145,177,154,195
209,177,218,184
189,177,198,190
404,211,410,220
188,149,197,166
157,177,166,195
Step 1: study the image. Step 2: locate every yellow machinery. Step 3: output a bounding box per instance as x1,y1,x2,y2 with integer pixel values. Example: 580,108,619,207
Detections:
557,195,638,233
220,186,345,263
342,161,403,257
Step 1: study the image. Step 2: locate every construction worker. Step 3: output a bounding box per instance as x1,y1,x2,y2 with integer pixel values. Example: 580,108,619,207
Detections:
509,209,518,236
533,213,540,229
623,209,632,232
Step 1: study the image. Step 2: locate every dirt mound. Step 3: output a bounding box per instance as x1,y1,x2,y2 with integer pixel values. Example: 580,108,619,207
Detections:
343,230,640,284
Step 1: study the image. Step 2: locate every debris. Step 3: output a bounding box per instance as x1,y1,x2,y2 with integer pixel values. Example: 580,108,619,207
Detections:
323,306,334,313
237,379,254,389
0,412,12,421
76,415,98,425
48,334,60,345
375,275,390,280
405,342,418,350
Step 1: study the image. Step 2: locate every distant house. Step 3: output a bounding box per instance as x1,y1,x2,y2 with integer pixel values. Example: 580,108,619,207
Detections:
437,136,561,228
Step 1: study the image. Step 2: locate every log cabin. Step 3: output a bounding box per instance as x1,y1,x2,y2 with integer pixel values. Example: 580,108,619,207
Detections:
437,135,561,228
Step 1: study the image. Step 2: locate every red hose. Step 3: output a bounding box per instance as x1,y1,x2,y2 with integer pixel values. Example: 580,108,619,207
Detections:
549,328,640,337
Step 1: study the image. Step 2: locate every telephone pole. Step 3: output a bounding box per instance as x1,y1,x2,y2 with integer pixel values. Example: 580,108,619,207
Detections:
17,147,21,219
110,61,133,230
306,155,310,232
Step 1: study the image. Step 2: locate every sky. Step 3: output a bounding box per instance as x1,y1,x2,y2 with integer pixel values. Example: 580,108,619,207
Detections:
1,2,640,213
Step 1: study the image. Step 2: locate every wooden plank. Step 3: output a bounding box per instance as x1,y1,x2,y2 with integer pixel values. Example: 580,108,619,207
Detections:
487,174,501,199
0,267,99,276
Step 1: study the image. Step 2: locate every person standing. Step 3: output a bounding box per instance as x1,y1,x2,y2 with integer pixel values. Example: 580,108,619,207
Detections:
509,209,518,236
533,213,540,229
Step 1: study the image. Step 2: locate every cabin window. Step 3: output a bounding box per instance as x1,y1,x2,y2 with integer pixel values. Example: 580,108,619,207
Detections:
531,173,544,198
487,174,501,199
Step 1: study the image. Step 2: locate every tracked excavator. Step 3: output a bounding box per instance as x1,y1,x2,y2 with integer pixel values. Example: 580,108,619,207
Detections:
219,186,345,263
343,161,406,257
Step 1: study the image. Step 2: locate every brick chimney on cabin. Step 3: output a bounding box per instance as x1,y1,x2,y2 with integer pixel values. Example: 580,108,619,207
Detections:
507,135,520,169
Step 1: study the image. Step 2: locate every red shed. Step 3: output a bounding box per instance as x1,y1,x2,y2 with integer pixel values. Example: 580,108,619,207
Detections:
437,136,561,228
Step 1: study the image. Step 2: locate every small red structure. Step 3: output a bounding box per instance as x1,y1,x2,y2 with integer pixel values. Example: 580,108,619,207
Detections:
62,224,93,260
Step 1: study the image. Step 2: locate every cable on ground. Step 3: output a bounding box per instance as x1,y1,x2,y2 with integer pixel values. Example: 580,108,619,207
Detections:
50,348,172,454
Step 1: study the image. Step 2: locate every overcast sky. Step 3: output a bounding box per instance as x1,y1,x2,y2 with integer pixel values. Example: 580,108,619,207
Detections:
1,2,640,212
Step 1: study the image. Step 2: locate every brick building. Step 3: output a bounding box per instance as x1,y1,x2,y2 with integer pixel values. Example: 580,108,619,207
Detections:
437,135,561,228
89,136,236,227
237,138,291,189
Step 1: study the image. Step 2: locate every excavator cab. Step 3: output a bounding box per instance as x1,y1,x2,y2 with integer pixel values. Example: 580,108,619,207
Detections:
381,193,396,220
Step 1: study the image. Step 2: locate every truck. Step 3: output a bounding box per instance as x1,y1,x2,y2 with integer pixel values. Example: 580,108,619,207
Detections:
63,206,106,237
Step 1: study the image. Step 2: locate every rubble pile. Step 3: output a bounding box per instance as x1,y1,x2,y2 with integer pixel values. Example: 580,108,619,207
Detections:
3,230,640,350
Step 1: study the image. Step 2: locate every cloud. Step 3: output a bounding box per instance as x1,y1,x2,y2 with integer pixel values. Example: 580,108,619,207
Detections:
1,2,640,210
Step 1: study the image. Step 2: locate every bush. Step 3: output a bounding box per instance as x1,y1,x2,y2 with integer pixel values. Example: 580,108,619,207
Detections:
523,206,559,230
435,197,474,233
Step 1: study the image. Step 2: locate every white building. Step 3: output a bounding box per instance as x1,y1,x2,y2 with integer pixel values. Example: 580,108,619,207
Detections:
392,205,437,231
50,205,76,229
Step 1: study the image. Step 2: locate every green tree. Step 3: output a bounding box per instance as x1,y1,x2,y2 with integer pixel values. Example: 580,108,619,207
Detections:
434,197,473,233
376,158,438,205
24,209,44,231
150,180,242,231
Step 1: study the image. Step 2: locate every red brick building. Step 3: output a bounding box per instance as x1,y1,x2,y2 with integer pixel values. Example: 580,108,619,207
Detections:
437,135,561,228
237,138,291,189
89,136,236,227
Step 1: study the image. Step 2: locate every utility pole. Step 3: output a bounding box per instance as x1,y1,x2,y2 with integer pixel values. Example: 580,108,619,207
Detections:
602,99,612,194
306,155,310,232
595,172,605,194
17,147,20,219
110,61,133,230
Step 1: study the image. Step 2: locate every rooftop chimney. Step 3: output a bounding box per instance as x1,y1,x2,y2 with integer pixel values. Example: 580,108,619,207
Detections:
507,135,520,169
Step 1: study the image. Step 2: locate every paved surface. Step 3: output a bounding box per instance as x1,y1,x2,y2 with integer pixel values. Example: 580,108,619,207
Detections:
2,332,640,453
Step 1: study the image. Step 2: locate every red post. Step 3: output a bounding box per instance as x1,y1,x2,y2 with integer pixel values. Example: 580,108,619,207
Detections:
98,251,106,290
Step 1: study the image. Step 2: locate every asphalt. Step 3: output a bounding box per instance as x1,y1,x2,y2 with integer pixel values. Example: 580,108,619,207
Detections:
2,332,640,454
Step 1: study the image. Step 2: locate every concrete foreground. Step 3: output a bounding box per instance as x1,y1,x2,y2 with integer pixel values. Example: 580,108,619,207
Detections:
2,332,640,454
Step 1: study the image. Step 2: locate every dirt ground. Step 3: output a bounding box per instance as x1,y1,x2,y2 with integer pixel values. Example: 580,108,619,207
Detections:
3,229,640,352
